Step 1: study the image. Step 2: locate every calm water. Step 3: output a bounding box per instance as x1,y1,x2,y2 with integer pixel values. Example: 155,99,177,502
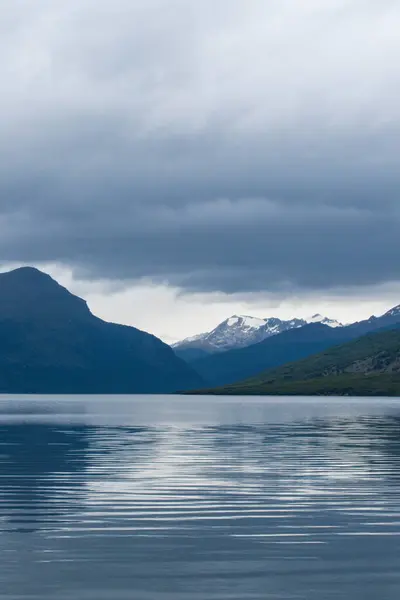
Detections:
1,396,400,599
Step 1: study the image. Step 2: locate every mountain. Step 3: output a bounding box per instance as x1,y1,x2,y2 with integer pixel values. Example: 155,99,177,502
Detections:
0,267,203,394
173,313,342,360
189,323,352,388
188,305,400,389
346,304,400,335
195,329,400,397
305,314,343,328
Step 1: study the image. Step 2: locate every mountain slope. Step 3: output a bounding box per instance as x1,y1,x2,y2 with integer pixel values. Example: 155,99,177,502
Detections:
174,347,211,362
346,305,400,335
190,323,352,388
189,305,400,389
173,313,342,359
195,329,400,396
0,267,203,394
196,374,400,397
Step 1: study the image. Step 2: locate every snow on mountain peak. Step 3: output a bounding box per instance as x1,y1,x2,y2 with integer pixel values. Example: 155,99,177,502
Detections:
173,311,344,353
383,304,400,317
226,316,239,327
305,314,342,328
306,314,324,323
243,315,266,328
225,315,268,330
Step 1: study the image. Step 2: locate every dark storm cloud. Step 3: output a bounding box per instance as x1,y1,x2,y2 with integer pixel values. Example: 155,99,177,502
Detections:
1,0,400,293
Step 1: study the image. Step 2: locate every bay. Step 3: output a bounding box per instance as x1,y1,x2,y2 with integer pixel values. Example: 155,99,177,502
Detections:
1,395,400,599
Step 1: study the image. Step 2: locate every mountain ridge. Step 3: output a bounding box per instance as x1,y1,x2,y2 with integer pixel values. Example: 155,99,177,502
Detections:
173,312,343,360
188,306,400,389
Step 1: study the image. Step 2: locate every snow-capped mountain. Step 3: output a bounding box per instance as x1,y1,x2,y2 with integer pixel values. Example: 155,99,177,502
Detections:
173,313,343,356
305,314,343,328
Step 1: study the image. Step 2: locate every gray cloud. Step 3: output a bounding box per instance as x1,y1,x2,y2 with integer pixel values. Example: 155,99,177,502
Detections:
1,0,400,294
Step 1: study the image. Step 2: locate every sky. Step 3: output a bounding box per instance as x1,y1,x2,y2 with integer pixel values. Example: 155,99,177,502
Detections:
1,0,400,343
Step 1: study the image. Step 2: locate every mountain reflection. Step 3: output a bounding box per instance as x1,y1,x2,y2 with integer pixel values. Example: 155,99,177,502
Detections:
0,423,89,531
0,418,161,533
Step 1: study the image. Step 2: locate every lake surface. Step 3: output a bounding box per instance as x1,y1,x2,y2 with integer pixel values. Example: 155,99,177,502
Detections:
1,395,400,599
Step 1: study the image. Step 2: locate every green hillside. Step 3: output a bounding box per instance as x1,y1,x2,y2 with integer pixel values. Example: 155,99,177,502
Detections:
189,308,400,389
190,329,400,396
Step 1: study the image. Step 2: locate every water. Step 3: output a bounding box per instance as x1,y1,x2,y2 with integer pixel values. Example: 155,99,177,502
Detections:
1,396,400,599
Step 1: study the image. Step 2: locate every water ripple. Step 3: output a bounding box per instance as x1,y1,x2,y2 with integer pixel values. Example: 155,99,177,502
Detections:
0,396,400,599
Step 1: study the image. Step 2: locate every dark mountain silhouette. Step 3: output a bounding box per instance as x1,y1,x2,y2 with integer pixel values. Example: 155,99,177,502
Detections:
0,267,203,393
0,421,90,528
174,347,211,362
190,305,400,388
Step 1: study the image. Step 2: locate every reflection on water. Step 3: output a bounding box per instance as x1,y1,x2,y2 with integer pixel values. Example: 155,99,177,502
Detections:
1,396,400,599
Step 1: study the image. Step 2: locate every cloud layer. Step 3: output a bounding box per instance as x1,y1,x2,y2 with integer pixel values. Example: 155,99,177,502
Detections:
1,0,399,294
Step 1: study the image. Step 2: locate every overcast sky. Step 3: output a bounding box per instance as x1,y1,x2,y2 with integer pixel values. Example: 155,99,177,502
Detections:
1,1,400,342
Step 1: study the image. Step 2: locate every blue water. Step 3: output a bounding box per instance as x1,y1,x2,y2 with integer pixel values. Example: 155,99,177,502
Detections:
1,395,400,599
